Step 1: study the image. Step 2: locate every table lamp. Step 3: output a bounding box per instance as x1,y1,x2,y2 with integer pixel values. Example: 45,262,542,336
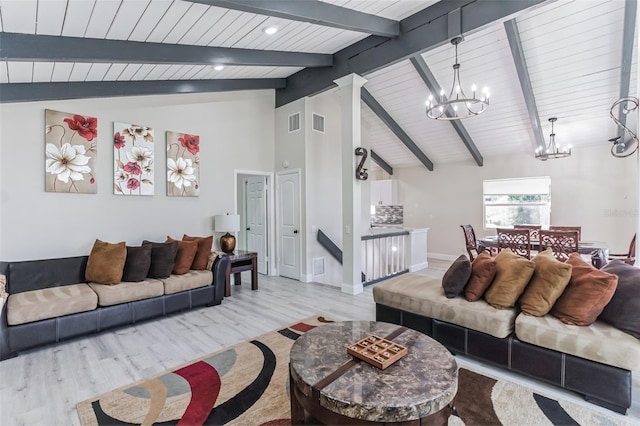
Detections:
214,213,240,254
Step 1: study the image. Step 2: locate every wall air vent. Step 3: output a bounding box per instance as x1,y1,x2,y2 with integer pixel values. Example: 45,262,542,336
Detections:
288,112,301,133
312,113,325,133
313,257,325,276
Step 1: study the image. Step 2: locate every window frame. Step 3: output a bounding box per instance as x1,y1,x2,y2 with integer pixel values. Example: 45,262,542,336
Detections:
482,177,551,230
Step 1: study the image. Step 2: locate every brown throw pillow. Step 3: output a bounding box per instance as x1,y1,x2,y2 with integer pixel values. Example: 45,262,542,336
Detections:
182,234,213,270
550,253,618,326
85,239,127,285
167,237,198,275
519,248,572,316
441,255,472,298
465,252,496,301
484,249,535,309
598,260,639,338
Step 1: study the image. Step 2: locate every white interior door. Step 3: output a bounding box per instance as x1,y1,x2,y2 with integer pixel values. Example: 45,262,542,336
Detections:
278,171,300,280
244,176,268,274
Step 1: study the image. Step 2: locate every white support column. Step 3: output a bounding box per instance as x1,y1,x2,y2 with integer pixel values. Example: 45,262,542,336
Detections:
334,73,368,294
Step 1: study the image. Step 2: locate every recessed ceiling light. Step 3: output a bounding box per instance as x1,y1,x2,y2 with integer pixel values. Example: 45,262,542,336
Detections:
263,26,278,35
214,65,224,71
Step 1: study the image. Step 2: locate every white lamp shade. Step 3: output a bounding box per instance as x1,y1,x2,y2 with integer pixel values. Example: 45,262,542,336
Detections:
214,214,240,232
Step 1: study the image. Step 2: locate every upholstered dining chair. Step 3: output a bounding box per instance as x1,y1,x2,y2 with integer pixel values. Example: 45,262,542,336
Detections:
497,228,532,259
460,224,487,262
513,224,542,240
539,230,579,262
609,233,636,266
549,226,582,242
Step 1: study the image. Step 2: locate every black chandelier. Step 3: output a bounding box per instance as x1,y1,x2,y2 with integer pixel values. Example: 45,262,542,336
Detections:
425,36,490,120
535,118,571,161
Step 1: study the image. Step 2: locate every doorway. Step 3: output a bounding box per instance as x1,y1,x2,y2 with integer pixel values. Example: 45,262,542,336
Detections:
277,170,301,280
235,170,274,276
243,175,268,274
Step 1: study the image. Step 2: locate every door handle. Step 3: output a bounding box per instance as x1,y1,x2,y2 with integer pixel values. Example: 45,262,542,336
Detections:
246,227,251,231
293,230,298,234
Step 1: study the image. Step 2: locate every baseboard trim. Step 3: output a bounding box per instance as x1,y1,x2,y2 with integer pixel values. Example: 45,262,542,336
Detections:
429,253,460,262
409,261,429,272
300,273,313,283
341,282,364,295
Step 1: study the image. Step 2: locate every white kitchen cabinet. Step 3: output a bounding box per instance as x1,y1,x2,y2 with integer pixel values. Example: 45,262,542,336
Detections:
370,179,398,205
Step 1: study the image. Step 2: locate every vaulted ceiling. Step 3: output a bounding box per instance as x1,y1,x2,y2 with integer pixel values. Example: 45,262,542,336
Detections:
0,0,637,171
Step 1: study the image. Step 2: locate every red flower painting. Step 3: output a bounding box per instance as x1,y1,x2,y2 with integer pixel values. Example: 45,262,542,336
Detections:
64,115,98,141
127,178,140,190
179,134,200,155
123,162,142,175
114,132,126,149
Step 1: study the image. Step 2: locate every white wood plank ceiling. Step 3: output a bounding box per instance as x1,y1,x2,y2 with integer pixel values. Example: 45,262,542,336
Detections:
0,0,432,83
0,0,636,169
364,0,637,168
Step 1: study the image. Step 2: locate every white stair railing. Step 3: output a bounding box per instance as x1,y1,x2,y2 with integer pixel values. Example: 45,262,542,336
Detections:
361,230,409,286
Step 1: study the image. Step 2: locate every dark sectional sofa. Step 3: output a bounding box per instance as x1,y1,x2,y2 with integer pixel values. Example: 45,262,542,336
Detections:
373,273,638,415
0,254,229,360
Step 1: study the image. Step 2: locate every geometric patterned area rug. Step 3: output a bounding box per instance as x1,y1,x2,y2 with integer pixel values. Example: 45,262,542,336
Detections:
77,315,632,426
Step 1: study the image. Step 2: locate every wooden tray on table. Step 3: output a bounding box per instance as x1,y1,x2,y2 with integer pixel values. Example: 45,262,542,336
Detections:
347,335,407,369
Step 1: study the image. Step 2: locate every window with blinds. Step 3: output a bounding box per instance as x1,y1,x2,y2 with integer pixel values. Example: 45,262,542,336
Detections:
483,177,551,229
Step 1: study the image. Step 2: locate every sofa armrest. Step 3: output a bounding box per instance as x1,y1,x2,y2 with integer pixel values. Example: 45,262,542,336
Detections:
211,255,229,305
0,298,13,360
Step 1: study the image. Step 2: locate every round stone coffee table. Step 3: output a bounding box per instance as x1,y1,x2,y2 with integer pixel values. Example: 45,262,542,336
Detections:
289,321,457,425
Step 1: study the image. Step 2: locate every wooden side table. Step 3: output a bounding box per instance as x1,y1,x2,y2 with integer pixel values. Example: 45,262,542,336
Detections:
224,250,258,297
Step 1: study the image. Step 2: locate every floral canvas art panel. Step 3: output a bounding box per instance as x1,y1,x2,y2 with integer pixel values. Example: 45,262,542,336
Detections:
166,131,200,197
45,109,97,193
114,122,154,196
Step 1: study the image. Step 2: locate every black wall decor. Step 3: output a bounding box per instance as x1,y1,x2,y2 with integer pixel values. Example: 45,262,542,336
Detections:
355,147,368,180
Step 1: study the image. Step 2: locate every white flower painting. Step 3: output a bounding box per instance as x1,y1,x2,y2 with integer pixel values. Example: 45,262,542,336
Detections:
45,109,97,193
166,131,200,197
114,122,154,196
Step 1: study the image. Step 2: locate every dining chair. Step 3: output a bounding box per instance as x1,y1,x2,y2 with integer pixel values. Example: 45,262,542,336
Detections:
460,224,487,262
549,226,582,242
539,230,579,262
608,234,636,266
513,224,542,240
496,228,531,259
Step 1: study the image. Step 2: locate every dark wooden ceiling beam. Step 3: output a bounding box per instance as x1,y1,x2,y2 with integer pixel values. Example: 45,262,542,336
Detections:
616,0,637,141
191,0,400,37
361,88,434,171
0,79,285,103
0,32,332,67
503,19,545,153
370,150,393,175
276,0,546,107
409,55,483,167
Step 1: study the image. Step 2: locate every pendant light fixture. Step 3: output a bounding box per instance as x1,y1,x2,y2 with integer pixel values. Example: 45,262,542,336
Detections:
425,36,490,120
535,117,572,161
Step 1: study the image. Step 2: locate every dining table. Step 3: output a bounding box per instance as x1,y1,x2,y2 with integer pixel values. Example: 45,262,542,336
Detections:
477,235,608,256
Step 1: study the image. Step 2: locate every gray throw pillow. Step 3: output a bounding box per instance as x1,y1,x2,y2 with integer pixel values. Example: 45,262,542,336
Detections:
121,242,152,282
599,260,640,340
143,240,179,279
442,254,472,298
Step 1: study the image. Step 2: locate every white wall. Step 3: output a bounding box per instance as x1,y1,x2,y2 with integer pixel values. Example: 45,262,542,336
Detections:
306,91,344,286
0,90,275,261
397,144,638,258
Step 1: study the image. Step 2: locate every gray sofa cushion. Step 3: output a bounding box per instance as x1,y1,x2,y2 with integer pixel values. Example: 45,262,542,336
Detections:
161,270,213,295
515,313,640,371
373,273,517,338
88,280,163,306
7,283,97,325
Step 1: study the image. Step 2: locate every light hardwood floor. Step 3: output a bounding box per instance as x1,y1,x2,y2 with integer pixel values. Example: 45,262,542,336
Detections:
0,259,637,425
